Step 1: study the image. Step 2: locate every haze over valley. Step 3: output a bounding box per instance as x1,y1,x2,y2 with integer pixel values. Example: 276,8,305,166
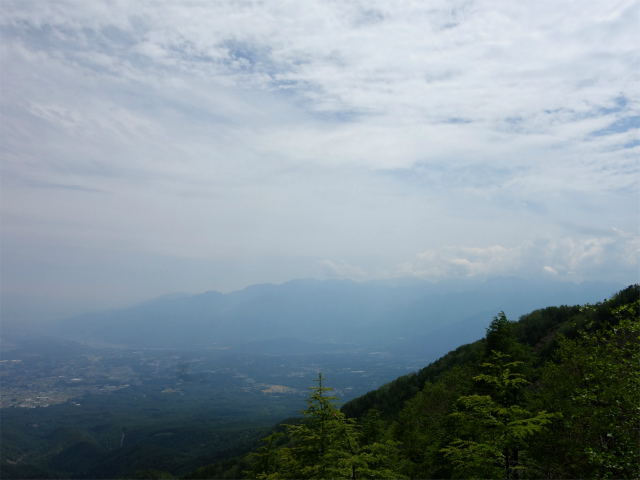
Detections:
1,277,624,416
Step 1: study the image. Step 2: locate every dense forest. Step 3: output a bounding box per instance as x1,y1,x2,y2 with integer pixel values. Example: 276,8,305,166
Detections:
182,285,639,480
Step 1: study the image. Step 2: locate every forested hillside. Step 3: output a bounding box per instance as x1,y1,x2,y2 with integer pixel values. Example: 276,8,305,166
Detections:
186,285,639,480
341,283,639,422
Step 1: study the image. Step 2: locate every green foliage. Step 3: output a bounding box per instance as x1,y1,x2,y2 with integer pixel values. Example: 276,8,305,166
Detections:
247,373,406,479
202,287,640,480
341,340,484,421
0,384,277,479
484,312,516,355
284,373,360,479
389,365,476,478
359,406,386,446
483,312,534,370
513,304,581,361
531,300,640,479
441,352,560,479
246,432,286,478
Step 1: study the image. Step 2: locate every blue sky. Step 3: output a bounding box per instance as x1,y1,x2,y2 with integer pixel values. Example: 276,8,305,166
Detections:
1,0,638,323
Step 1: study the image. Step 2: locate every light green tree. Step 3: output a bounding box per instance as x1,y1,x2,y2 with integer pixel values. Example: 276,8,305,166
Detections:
441,352,559,479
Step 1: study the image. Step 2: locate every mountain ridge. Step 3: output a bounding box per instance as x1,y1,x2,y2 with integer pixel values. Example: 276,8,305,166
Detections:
47,277,623,356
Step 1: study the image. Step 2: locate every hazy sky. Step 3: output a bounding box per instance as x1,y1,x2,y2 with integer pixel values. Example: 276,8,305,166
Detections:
1,0,639,323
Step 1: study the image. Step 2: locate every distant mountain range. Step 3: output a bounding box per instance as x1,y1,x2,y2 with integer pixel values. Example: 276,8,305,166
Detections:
49,277,624,357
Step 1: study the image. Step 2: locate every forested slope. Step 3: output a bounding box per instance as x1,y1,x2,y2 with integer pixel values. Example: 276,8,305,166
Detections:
189,284,639,479
341,284,639,421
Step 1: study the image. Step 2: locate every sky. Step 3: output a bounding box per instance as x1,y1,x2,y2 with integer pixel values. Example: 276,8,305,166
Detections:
1,0,639,324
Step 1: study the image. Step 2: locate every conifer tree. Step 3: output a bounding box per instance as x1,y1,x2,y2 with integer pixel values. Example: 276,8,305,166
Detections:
247,373,405,479
483,312,532,367
284,373,360,479
441,352,559,479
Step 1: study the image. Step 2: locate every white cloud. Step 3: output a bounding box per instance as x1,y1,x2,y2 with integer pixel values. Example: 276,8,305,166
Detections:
317,260,367,280
398,229,639,283
1,0,638,320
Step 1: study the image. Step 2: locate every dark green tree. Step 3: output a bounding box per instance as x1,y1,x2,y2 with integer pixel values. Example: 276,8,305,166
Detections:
391,364,475,478
483,312,532,364
284,373,360,479
532,301,640,479
247,373,404,479
247,432,286,478
360,406,386,446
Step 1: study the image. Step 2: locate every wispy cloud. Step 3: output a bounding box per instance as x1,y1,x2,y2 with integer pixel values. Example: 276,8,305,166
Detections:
1,0,638,321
